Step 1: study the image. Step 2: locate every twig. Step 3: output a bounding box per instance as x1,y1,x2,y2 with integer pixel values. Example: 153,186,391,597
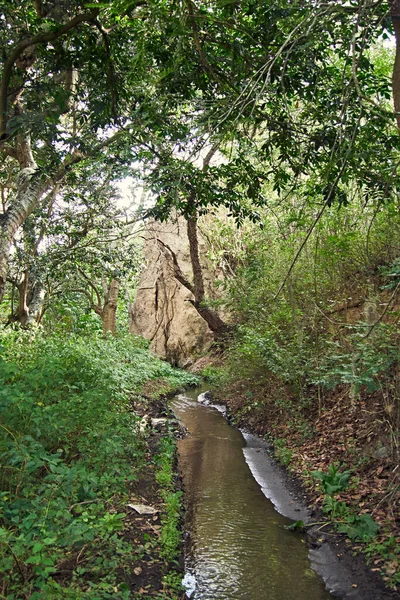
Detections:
363,281,400,339
0,9,99,140
6,542,25,582
69,499,99,512
274,110,362,300
76,544,87,564
314,302,350,327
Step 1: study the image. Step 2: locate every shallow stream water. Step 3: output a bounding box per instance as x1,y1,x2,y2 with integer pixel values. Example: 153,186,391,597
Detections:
171,387,336,600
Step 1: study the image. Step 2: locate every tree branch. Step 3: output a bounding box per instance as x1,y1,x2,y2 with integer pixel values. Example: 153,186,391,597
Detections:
38,129,128,194
70,287,102,315
93,18,118,120
363,281,400,339
0,8,99,140
155,237,195,294
76,266,102,308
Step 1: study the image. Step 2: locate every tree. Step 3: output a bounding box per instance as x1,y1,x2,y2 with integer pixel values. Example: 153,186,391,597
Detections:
2,0,400,317
0,0,172,303
137,0,400,302
4,161,140,331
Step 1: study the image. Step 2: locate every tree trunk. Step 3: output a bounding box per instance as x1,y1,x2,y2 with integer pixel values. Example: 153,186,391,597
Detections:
8,269,46,326
186,215,230,339
0,147,50,302
102,278,119,334
26,278,46,325
15,270,29,326
187,215,205,301
391,1,400,131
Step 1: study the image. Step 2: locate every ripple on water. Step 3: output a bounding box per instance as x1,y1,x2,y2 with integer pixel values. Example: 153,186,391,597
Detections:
173,388,334,600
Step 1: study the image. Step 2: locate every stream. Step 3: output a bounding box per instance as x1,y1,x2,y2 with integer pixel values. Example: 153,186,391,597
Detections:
171,386,356,600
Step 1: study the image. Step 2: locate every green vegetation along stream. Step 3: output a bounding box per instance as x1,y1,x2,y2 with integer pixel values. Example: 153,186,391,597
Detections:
172,387,334,600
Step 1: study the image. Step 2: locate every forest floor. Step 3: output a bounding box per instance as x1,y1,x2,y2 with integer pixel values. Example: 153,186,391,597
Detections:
119,391,187,600
0,332,195,599
208,373,400,597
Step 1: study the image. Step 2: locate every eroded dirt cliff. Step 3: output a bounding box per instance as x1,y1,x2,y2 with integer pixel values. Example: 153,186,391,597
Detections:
130,216,222,366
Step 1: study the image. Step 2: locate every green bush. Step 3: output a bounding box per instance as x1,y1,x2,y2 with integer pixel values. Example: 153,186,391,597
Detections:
0,328,197,598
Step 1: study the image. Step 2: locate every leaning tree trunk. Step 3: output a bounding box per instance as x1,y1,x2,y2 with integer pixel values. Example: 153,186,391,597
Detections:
0,148,51,303
186,214,230,339
101,278,120,334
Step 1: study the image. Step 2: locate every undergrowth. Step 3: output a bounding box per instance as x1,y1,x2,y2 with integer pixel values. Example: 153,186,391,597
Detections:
204,203,400,589
0,329,197,599
155,436,182,561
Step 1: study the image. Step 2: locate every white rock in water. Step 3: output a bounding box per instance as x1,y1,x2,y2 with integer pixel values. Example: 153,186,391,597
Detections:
182,572,196,598
197,392,211,405
151,418,168,427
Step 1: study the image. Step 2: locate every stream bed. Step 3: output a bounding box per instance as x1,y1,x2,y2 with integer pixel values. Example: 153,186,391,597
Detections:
171,386,361,600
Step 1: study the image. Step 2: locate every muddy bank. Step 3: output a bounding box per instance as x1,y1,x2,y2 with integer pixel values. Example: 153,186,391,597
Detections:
121,393,186,599
199,388,400,600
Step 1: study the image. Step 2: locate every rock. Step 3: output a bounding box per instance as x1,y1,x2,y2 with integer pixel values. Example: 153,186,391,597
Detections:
139,415,149,433
150,417,168,428
127,503,158,515
373,445,389,459
130,216,224,366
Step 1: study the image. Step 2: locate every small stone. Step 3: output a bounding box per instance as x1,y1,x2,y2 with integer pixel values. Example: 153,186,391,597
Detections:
151,418,168,428
127,504,158,515
373,446,389,459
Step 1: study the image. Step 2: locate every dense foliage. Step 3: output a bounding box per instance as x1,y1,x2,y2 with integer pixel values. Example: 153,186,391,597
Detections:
207,191,400,419
0,329,197,598
1,0,400,594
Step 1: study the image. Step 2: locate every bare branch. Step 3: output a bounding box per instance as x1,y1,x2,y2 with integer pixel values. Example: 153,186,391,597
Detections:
76,266,102,308
155,237,195,294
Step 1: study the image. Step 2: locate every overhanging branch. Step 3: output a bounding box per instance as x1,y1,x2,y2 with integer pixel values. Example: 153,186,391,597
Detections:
0,8,99,140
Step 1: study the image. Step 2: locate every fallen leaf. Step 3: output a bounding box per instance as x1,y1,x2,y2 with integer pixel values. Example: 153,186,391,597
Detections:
134,567,142,576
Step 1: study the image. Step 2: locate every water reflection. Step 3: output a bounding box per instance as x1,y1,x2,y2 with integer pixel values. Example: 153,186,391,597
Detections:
172,390,334,600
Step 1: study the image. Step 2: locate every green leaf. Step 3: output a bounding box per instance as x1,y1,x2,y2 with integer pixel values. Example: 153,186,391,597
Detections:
287,520,305,531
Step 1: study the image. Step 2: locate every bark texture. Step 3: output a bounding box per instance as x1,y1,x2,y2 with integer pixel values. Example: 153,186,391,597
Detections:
101,278,119,334
8,270,46,327
0,164,50,302
391,1,400,131
15,270,29,326
25,278,46,326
